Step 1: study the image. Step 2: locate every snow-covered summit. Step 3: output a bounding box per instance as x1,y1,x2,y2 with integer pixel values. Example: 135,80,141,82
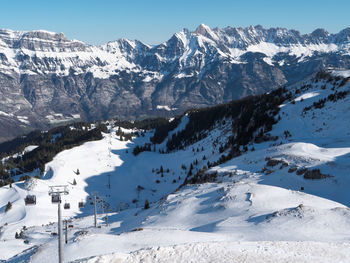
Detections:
0,24,349,76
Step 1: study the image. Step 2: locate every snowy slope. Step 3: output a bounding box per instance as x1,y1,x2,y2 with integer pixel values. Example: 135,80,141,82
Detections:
81,241,350,263
1,69,350,262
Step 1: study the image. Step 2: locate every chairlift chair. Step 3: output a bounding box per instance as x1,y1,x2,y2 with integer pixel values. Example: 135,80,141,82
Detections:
64,203,70,209
25,195,36,205
51,194,60,204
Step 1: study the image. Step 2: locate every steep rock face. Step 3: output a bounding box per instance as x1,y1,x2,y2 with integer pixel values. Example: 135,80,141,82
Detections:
0,25,350,142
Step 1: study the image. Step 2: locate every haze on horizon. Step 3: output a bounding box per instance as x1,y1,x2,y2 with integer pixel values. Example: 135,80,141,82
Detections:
1,0,349,45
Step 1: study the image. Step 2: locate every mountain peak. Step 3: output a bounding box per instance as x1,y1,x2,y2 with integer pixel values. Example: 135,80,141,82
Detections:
335,27,350,42
195,24,212,35
194,23,219,41
310,28,329,38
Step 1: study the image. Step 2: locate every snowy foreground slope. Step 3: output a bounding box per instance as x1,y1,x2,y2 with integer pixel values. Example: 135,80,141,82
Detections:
1,69,350,262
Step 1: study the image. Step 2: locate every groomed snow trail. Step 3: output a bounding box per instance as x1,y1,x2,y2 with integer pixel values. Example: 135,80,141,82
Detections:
79,241,350,263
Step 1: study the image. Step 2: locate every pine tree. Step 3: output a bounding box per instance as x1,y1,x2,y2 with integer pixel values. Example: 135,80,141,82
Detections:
116,127,122,136
144,199,150,209
5,201,12,212
15,232,19,239
73,179,77,185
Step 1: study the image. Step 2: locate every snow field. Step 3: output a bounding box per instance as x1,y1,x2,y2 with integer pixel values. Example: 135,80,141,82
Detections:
81,241,350,263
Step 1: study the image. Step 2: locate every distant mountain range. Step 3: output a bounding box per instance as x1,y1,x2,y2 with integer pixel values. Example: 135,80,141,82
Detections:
0,24,350,142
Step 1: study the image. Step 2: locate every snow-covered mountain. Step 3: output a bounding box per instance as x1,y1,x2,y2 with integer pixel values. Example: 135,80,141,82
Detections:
1,25,350,142
1,69,350,262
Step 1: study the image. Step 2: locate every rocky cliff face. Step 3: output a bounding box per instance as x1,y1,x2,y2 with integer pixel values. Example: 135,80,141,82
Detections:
1,25,350,142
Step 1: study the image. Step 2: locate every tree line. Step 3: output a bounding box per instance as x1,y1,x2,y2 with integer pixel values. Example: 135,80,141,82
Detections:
0,122,106,186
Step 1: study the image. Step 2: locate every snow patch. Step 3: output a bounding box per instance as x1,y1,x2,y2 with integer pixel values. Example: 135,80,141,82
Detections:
295,92,320,101
156,105,177,111
332,70,350,78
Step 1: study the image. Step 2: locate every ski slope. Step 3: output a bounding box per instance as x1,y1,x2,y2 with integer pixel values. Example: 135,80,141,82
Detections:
82,241,350,263
1,69,350,262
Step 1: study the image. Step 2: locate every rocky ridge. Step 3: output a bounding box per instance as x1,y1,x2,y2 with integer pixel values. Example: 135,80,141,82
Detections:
0,24,350,142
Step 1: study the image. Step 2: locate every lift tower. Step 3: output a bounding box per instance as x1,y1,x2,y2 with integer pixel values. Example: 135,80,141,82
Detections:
49,185,69,263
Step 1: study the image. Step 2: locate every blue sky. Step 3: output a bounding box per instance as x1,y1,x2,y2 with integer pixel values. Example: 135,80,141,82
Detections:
1,0,349,45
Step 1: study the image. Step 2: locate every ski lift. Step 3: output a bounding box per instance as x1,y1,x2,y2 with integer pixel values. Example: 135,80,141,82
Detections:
51,194,60,204
78,201,85,208
64,203,70,209
25,195,36,205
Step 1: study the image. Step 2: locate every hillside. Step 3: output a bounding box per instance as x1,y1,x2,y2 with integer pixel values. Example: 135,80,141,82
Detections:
1,25,350,141
0,68,350,262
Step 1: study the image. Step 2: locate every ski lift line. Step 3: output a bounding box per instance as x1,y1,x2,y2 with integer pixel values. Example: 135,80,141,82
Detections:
49,185,69,198
37,182,90,203
39,180,74,193
47,187,68,263
25,190,87,208
27,180,81,205
43,180,96,203
54,188,105,207
62,191,87,201
22,177,109,208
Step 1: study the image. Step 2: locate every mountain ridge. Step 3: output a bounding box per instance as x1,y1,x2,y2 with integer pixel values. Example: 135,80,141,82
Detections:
2,24,350,77
3,24,350,47
0,24,350,142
